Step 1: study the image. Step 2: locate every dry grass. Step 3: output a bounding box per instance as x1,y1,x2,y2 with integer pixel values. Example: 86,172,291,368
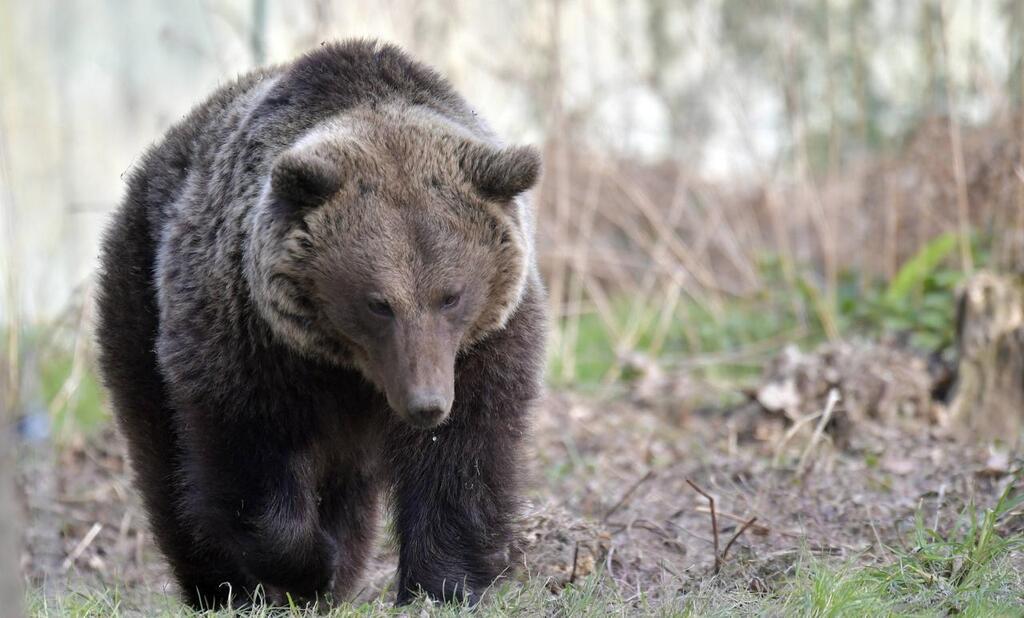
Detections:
537,111,1024,385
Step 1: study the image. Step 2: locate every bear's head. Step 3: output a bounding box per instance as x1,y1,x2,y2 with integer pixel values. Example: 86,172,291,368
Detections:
248,104,541,428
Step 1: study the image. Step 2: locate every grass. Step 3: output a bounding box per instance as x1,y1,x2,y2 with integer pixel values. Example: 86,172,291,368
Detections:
26,481,1024,617
686,477,1024,617
23,576,640,618
25,551,1024,617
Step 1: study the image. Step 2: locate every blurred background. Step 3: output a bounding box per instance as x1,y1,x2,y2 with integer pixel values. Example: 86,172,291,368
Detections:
2,1,1024,614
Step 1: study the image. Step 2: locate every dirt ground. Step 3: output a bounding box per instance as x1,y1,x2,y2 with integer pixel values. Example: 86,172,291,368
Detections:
19,346,1023,614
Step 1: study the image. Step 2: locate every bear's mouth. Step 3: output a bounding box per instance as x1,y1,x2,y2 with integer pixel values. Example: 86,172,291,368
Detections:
397,408,449,429
386,388,453,429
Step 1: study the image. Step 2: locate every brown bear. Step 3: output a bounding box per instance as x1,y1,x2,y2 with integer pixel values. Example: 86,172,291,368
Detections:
95,40,546,609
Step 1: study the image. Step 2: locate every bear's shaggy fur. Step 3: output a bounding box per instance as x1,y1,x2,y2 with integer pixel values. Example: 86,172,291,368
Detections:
95,40,546,608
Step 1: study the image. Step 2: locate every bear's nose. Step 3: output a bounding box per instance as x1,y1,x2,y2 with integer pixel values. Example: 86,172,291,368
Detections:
406,393,451,428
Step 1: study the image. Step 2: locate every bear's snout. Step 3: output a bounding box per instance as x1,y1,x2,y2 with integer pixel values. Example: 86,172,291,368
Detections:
404,391,451,428
376,314,458,429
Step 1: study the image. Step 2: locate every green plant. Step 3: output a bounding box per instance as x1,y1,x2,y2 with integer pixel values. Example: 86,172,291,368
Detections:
841,232,984,351
39,352,107,441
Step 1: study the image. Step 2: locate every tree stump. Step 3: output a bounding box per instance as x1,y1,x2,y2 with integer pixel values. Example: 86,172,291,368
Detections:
947,271,1024,443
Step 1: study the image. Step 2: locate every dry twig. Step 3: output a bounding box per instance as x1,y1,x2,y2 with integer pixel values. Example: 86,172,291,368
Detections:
773,409,824,466
797,388,841,474
721,517,758,563
568,540,580,584
61,522,102,572
602,470,655,522
686,480,762,574
694,507,772,536
686,478,722,573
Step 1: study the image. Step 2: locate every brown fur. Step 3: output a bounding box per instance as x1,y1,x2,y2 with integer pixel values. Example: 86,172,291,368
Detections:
95,40,546,608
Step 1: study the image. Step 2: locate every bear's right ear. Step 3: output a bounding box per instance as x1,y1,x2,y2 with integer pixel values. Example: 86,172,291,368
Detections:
270,151,344,215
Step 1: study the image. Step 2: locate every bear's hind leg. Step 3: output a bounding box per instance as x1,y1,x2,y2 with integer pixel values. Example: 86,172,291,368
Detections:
95,196,251,610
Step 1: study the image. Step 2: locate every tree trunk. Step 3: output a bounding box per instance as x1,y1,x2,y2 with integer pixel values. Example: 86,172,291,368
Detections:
0,443,20,615
948,271,1024,443
0,361,22,615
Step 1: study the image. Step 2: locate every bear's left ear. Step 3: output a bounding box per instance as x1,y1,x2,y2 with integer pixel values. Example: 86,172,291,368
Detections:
460,142,542,202
270,150,345,214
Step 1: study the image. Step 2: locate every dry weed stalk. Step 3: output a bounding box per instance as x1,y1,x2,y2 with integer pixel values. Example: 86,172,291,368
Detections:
603,168,700,383
797,388,841,475
721,516,759,566
61,522,103,572
560,156,604,382
568,540,580,584
544,0,570,363
938,0,974,275
773,409,827,467
685,479,721,573
686,479,759,574
603,469,655,523
46,287,93,440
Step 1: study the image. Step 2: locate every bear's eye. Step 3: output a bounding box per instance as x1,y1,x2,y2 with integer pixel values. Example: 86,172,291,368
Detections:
440,292,461,310
367,299,394,318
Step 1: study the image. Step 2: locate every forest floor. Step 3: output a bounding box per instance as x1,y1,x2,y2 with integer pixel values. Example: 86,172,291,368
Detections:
19,353,1024,616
